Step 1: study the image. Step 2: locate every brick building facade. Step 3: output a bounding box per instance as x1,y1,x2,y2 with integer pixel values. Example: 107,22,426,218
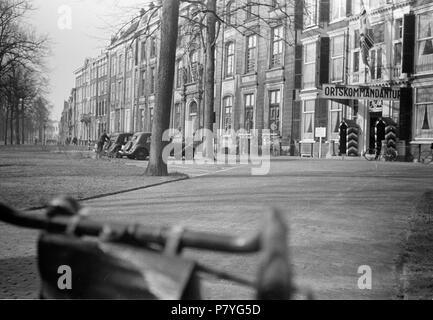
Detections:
62,0,433,159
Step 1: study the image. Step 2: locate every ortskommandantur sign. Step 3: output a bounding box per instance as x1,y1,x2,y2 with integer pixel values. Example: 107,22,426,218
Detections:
322,84,401,101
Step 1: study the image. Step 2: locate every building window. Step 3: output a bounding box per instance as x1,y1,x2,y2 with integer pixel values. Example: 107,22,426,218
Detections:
244,93,255,132
372,24,385,44
415,87,433,139
188,50,199,83
125,109,131,133
176,60,183,88
127,51,133,71
118,54,124,74
394,18,403,41
141,42,146,62
352,30,361,82
225,42,235,77
330,0,346,22
246,35,257,73
352,51,360,82
111,56,117,76
188,101,199,134
150,38,157,58
304,0,318,28
303,42,317,89
271,26,284,68
174,103,182,130
223,96,233,131
331,35,344,82
111,83,116,101
140,70,146,97
150,67,156,94
330,101,343,139
370,47,383,80
269,90,281,134
416,11,433,73
302,100,315,141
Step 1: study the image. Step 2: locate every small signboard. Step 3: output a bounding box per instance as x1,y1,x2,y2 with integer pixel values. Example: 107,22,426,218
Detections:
315,127,327,138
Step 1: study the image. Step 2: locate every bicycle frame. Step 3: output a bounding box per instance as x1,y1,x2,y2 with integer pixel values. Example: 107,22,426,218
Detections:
0,197,303,300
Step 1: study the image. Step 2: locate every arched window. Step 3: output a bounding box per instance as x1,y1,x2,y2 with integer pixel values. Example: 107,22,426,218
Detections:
189,101,198,115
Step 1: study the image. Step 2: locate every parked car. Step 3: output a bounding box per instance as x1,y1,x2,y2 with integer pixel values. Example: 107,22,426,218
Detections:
169,136,200,160
105,133,133,158
119,132,152,161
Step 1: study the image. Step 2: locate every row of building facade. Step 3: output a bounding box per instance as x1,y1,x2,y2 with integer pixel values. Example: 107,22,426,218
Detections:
60,0,433,158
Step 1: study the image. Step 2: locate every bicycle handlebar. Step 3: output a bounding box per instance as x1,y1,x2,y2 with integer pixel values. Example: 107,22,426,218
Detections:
0,202,261,254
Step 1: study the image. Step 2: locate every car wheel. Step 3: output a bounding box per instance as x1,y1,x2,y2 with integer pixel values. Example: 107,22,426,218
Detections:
136,149,149,161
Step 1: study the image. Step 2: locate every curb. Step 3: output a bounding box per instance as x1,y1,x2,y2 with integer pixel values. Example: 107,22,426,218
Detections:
25,175,190,212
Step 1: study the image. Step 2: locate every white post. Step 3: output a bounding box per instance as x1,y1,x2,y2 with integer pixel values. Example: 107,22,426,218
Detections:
319,137,322,159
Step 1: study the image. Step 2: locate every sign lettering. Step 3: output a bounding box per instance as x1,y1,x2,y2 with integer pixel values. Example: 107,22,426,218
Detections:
322,84,401,101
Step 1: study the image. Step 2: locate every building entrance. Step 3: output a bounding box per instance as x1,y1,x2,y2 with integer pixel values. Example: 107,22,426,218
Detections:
369,112,385,152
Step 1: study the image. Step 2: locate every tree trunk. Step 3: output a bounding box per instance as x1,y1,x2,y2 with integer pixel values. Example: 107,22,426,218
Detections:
4,105,9,145
145,0,180,177
21,99,25,145
15,100,20,145
204,0,217,157
9,100,14,145
39,121,43,143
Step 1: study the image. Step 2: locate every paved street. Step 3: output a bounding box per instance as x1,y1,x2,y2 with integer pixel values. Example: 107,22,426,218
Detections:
1,155,432,300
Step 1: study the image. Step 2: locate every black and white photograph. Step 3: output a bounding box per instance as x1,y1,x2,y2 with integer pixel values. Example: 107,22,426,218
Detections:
0,0,433,306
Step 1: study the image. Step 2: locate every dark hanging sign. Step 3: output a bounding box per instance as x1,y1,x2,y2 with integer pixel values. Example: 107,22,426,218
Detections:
322,84,401,101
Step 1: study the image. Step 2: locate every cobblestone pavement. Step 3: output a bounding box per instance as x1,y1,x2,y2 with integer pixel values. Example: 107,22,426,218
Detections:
0,225,39,299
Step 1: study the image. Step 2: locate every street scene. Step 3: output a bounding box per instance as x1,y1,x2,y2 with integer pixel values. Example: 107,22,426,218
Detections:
1,0,433,302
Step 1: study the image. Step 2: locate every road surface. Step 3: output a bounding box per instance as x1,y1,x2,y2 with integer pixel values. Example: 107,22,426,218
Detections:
1,158,432,299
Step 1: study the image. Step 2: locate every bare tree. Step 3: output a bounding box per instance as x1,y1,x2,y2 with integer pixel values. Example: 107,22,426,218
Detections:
0,0,50,145
0,0,48,79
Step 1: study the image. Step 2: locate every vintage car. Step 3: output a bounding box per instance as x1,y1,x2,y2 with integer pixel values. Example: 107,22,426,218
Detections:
105,133,133,158
118,132,152,161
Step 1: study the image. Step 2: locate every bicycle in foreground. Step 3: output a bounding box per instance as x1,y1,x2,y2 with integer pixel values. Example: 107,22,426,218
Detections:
0,197,312,300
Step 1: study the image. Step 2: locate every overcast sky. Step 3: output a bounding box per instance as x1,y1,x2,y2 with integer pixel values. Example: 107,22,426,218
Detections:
28,0,148,121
